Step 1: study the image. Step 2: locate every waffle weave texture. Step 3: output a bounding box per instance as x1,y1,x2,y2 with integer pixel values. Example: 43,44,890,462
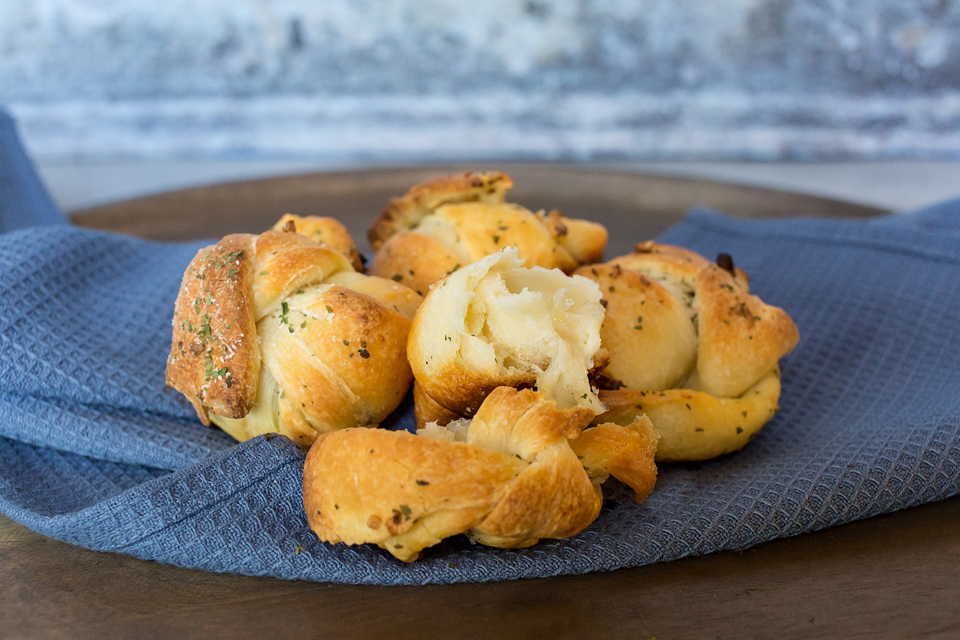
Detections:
1,110,959,585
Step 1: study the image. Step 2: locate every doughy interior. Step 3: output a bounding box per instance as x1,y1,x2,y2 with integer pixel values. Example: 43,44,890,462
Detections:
419,417,472,442
459,265,605,413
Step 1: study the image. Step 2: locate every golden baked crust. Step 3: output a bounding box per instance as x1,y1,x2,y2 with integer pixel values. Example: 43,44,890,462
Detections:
597,367,781,462
692,264,798,397
576,242,799,461
580,262,698,392
570,415,659,501
407,248,606,426
548,210,608,265
273,214,364,272
369,171,513,250
167,234,260,423
303,387,658,561
367,231,462,297
166,228,422,446
412,379,462,428
367,172,608,295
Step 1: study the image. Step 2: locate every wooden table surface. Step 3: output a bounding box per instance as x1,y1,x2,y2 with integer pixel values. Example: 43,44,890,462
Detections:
4,165,957,639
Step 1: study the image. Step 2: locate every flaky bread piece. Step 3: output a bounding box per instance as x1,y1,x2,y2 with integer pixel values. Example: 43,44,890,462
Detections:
272,214,364,272
304,387,658,562
407,248,607,427
166,229,421,447
368,171,608,295
575,241,799,461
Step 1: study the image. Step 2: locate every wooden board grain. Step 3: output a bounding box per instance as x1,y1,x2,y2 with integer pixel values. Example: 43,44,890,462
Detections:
8,166,955,639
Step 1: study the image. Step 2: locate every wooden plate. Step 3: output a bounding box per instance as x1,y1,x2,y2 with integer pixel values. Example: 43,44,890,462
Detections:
70,164,884,257
7,166,957,639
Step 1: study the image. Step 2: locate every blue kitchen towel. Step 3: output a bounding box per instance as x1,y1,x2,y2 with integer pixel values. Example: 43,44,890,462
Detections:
0,109,65,233
1,110,959,584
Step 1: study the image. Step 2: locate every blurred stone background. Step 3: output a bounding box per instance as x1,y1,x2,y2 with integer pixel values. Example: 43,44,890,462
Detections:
3,0,960,164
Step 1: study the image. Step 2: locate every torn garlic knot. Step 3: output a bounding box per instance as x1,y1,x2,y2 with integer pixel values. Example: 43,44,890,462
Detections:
407,248,607,428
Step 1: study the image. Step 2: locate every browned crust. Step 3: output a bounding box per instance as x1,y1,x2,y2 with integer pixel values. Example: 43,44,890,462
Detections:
574,262,697,391
168,226,418,441
469,387,594,453
434,202,581,273
251,231,353,314
693,265,800,398
324,270,423,320
472,445,601,543
272,214,364,272
576,242,797,461
467,389,601,543
304,387,626,561
303,427,521,560
166,234,260,424
410,356,536,423
370,203,604,298
259,284,414,443
586,242,797,398
369,171,513,250
553,212,608,265
571,417,659,502
621,241,749,289
539,209,569,240
413,379,462,428
369,173,608,295
367,231,462,297
596,367,782,462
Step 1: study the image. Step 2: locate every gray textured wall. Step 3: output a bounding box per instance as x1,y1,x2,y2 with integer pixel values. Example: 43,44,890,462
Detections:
3,0,959,162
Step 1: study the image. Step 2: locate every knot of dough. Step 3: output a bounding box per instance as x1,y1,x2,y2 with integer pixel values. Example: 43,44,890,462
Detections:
368,171,608,296
407,248,607,427
575,242,800,461
166,229,420,446
303,387,658,562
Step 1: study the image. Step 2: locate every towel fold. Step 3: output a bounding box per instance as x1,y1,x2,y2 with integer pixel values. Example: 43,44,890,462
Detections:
0,109,65,233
